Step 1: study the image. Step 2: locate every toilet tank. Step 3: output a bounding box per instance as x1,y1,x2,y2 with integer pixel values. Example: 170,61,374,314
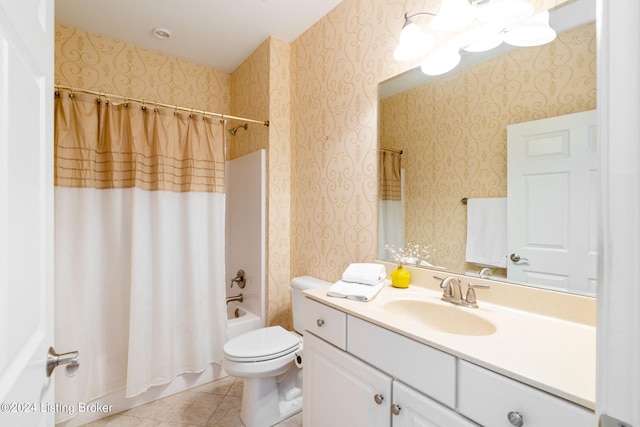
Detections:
290,276,331,334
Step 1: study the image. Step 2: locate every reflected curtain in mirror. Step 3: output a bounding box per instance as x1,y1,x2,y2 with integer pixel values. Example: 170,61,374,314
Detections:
378,149,404,260
53,89,227,421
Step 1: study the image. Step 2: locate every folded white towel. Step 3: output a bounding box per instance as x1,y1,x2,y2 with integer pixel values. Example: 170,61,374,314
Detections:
341,263,386,286
327,280,386,302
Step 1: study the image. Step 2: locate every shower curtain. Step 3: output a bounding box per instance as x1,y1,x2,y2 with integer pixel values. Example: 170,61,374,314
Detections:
53,90,227,419
378,150,404,260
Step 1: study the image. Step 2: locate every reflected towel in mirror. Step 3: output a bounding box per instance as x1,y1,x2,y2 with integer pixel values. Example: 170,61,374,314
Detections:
465,197,507,268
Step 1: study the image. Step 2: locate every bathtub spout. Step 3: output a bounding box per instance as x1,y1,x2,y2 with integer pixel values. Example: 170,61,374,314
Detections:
226,293,243,304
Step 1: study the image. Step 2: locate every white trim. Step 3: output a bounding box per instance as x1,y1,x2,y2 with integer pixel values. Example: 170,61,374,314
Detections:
596,0,640,425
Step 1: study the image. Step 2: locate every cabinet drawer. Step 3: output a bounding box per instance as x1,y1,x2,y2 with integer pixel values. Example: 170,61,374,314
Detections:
347,316,456,408
302,297,347,350
458,360,594,427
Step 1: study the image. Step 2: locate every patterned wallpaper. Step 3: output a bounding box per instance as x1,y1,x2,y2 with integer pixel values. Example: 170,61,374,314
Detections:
380,23,597,273
55,24,230,114
229,37,293,328
265,38,293,328
290,0,573,282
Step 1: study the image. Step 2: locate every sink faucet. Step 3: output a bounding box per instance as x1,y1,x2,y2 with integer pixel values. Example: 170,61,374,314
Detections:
434,276,490,308
435,276,463,304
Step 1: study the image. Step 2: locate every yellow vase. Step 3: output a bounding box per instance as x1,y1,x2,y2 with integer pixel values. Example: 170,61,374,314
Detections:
391,265,411,288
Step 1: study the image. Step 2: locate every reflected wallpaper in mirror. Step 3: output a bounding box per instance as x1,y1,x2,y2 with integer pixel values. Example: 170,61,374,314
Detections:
378,22,596,296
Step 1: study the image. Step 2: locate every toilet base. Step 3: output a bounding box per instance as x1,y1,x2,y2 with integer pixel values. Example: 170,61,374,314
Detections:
239,364,302,427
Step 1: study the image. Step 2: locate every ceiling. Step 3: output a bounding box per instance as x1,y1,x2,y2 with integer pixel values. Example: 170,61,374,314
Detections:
55,0,344,73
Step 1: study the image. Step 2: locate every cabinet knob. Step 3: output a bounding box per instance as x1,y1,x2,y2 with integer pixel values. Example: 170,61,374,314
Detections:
391,404,401,415
316,319,325,327
507,411,524,427
373,394,384,405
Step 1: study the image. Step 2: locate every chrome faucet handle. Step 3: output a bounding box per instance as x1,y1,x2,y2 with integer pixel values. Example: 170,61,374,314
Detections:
463,283,490,308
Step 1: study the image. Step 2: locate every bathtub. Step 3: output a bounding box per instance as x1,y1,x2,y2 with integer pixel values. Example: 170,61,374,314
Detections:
226,302,261,340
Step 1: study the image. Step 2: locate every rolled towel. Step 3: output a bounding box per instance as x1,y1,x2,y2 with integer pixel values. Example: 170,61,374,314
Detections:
327,280,386,302
341,263,386,286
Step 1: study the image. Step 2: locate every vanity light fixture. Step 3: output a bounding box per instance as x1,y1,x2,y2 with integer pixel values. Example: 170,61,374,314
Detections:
393,0,556,76
393,12,437,61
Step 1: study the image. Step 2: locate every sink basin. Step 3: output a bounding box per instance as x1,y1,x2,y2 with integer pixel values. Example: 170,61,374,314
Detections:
383,299,497,336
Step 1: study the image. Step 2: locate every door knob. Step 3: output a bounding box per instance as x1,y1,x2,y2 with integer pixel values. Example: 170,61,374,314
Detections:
510,253,529,263
46,347,79,378
373,394,384,405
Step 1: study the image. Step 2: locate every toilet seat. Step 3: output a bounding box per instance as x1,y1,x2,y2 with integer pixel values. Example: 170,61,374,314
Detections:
224,326,301,362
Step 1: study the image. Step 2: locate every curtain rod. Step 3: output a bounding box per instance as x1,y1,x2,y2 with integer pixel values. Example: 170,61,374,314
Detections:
54,85,269,127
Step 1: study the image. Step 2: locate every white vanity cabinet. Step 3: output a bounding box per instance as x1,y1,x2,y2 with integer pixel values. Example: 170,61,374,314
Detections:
303,331,476,427
302,297,475,427
302,296,593,427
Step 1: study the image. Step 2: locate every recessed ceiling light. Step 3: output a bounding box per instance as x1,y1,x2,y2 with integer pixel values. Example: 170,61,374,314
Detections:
152,27,171,40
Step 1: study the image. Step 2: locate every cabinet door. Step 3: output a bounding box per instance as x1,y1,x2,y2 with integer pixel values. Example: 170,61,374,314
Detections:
303,332,392,427
392,382,479,427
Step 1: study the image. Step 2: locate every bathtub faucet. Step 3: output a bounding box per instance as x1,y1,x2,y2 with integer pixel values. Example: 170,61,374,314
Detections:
230,269,246,289
226,293,243,304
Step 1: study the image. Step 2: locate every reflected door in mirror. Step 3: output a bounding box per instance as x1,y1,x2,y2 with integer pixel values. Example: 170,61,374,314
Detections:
507,110,598,296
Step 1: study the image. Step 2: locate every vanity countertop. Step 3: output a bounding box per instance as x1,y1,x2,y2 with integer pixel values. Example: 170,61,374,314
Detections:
303,281,596,410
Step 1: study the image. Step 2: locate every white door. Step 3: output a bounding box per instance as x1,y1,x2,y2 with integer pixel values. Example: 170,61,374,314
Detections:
0,0,54,426
303,332,392,427
507,110,598,295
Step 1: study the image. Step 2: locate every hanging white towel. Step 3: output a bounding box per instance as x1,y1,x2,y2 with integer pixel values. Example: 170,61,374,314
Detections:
465,197,508,268
341,263,387,286
327,280,386,302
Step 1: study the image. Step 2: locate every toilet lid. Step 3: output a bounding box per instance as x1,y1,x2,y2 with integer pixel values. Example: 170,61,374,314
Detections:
224,326,301,362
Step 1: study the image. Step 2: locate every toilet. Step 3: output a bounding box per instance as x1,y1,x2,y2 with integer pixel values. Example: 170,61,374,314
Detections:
222,276,329,427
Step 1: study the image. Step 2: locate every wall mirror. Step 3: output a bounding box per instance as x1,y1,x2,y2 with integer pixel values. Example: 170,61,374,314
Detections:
377,0,597,297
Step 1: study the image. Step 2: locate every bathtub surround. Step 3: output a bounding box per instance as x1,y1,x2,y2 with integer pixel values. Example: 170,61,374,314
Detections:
54,90,227,422
225,150,267,326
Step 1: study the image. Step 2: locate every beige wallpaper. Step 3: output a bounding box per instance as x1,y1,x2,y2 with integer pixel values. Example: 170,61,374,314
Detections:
380,23,597,274
229,39,270,159
290,0,573,283
230,37,293,328
55,24,231,113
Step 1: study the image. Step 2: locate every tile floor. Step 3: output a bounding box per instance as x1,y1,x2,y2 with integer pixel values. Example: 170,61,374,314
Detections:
83,376,303,427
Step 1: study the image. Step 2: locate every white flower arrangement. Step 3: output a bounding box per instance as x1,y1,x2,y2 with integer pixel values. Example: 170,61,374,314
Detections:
385,242,434,267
